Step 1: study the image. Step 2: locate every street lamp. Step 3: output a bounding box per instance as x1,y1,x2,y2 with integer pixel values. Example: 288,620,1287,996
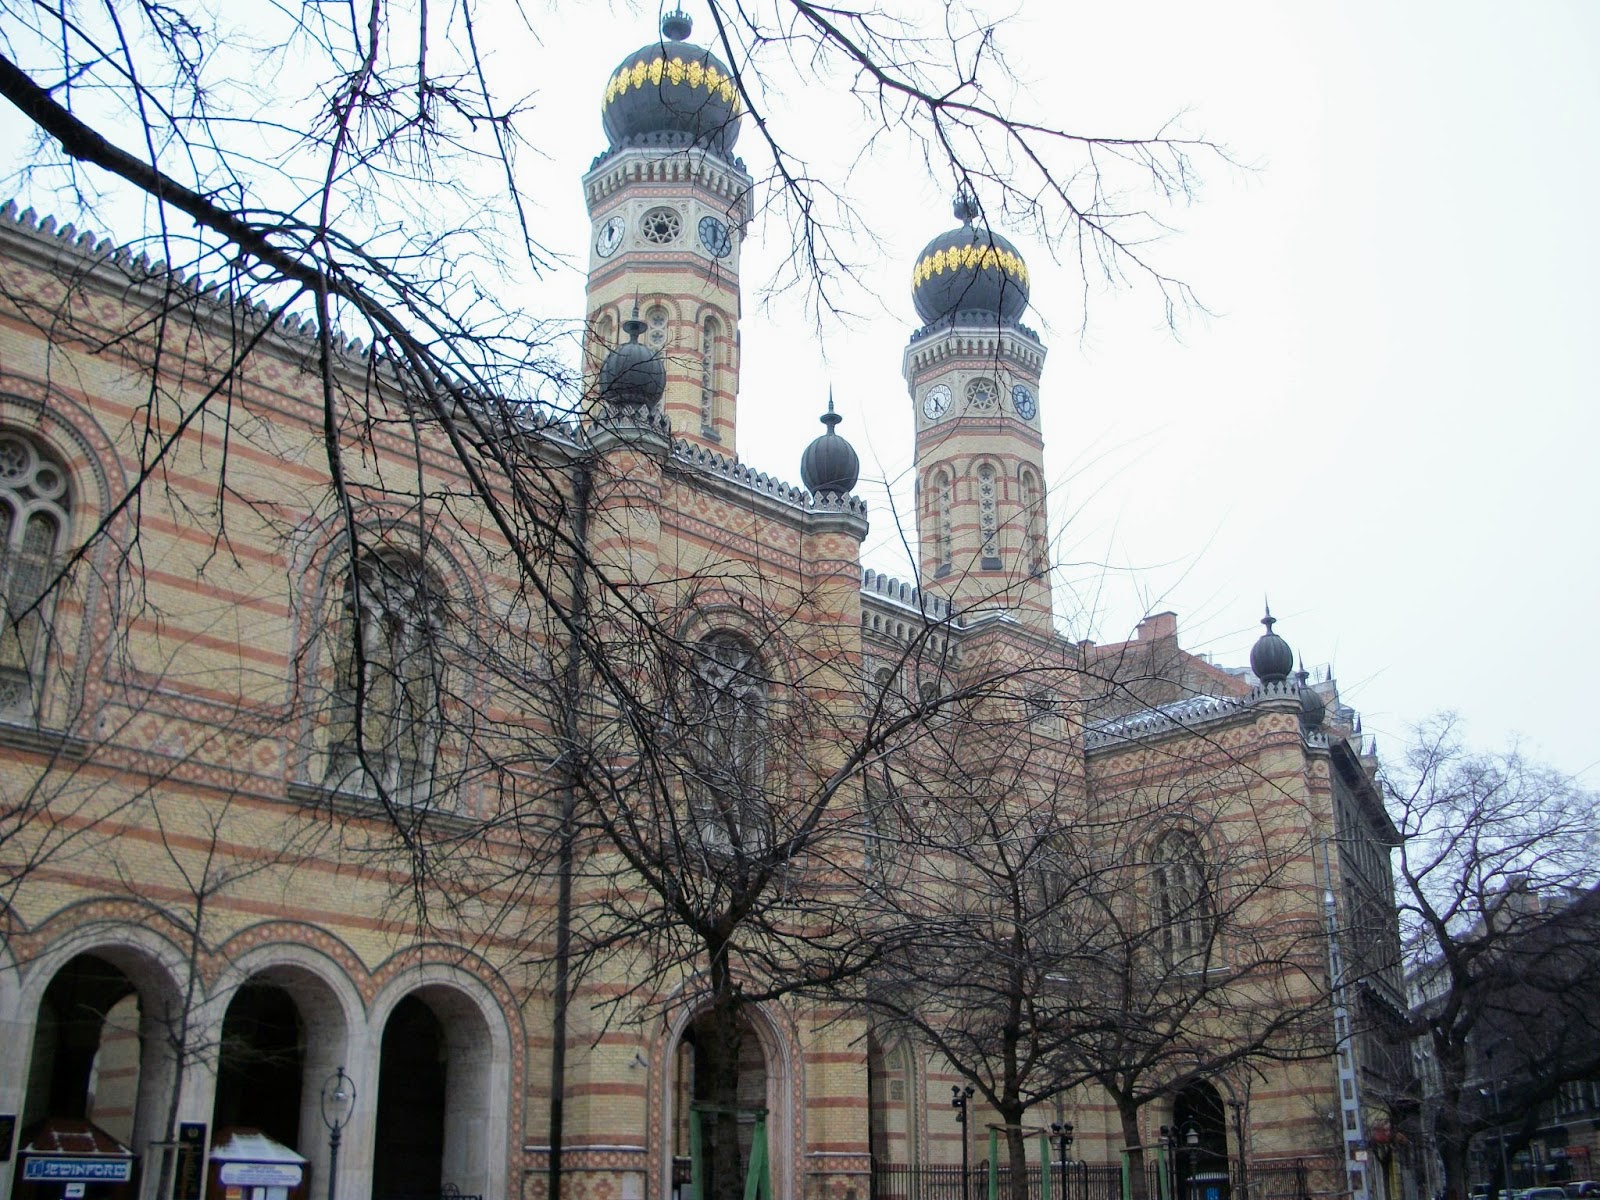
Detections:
1178,1120,1201,1200
1226,1100,1247,1200
1050,1122,1075,1200
320,1066,356,1200
953,1085,976,1200
1160,1127,1177,1200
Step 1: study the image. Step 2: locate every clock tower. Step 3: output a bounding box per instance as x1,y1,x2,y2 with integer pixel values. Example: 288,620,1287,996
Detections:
583,9,753,453
905,194,1053,629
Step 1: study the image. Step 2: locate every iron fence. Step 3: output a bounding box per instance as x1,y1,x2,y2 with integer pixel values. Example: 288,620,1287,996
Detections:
870,1159,1314,1200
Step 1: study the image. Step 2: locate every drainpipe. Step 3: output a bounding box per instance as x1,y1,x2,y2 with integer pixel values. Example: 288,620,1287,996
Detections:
549,461,592,1200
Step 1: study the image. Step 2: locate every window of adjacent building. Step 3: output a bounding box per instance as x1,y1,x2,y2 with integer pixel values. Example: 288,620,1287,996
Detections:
326,551,444,800
683,633,769,855
1152,830,1212,965
0,433,68,717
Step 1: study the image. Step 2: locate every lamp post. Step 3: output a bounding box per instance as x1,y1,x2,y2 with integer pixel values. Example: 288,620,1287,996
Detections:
1050,1123,1074,1200
953,1085,975,1200
320,1066,356,1200
1226,1099,1247,1200
1184,1120,1205,1200
1160,1127,1177,1200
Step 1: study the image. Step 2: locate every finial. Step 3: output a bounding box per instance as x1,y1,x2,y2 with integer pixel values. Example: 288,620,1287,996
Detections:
662,9,693,41
820,392,842,433
953,185,979,226
1296,655,1309,685
621,294,646,342
1261,600,1276,633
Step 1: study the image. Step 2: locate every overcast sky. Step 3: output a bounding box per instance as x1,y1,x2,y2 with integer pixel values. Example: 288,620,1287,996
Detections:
4,1,1596,782
525,0,1599,782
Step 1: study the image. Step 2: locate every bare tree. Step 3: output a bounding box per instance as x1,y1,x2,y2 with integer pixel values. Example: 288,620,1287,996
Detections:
0,7,1238,1200
854,650,1337,1200
1389,716,1600,1200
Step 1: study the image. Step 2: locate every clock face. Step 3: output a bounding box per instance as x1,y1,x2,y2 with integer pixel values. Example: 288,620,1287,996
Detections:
698,215,733,259
922,384,952,421
1012,384,1037,420
595,215,625,259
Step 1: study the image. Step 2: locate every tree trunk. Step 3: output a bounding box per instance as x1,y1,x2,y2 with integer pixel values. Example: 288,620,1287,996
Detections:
1005,1121,1030,1200
1120,1101,1150,1200
695,994,747,1200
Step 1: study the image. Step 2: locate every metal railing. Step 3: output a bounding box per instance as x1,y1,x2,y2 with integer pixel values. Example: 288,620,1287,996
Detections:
870,1159,1314,1200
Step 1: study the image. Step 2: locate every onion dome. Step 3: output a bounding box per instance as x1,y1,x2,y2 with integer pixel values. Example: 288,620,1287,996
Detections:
601,11,742,156
1249,605,1294,685
599,314,666,409
910,191,1030,326
1296,661,1326,729
799,398,860,496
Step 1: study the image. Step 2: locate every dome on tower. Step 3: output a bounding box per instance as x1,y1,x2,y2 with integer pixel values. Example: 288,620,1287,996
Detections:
799,399,860,496
1249,606,1294,685
601,10,743,156
598,314,666,409
910,191,1030,326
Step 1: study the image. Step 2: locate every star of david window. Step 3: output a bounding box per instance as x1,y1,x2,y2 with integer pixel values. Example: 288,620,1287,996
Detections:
965,377,1000,412
645,304,671,350
977,463,1001,568
640,207,683,245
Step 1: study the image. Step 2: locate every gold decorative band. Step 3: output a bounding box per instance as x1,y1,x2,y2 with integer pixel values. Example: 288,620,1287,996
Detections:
912,243,1029,288
603,55,742,114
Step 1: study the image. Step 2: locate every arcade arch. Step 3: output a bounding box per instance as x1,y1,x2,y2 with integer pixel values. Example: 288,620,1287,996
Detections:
366,969,512,1200
662,999,794,1200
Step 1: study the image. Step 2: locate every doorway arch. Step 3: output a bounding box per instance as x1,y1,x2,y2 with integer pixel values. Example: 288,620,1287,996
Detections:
1173,1081,1229,1200
660,999,795,1200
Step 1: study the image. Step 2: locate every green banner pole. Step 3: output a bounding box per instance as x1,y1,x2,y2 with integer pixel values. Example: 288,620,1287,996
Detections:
988,1129,999,1200
689,1108,703,1200
1040,1132,1053,1200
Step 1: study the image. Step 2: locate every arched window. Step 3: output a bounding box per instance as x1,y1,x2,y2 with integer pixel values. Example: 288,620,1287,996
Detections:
976,463,1001,568
700,316,720,433
684,633,769,854
1153,830,1213,965
645,303,671,350
588,310,616,376
1019,467,1046,577
326,550,444,800
930,469,953,576
0,432,68,715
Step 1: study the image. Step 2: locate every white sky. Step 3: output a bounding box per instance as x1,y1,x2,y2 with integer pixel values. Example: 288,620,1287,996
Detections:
542,0,1600,783
4,1,1597,781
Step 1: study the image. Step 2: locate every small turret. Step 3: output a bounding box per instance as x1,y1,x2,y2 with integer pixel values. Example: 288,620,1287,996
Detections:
1249,605,1294,685
799,398,860,497
598,312,666,409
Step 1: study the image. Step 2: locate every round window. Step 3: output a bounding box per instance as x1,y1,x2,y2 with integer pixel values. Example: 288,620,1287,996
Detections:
640,207,683,245
965,377,1000,411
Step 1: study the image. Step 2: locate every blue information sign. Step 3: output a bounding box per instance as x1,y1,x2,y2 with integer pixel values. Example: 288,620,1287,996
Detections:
22,1157,133,1183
